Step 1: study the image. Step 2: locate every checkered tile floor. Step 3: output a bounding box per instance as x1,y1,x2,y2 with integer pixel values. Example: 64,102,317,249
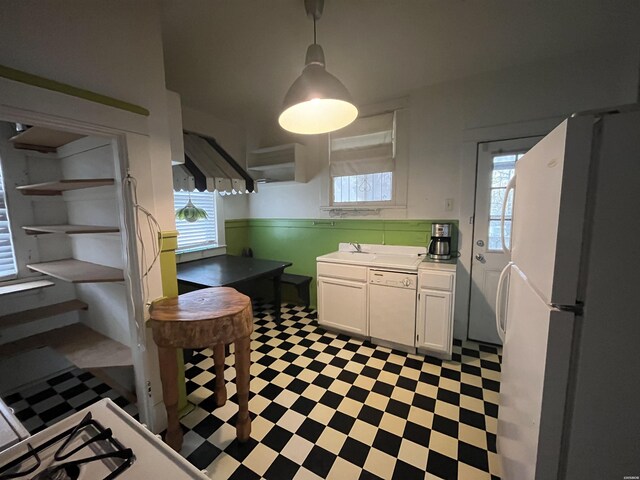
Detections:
181,303,502,480
2,368,137,434
2,302,502,479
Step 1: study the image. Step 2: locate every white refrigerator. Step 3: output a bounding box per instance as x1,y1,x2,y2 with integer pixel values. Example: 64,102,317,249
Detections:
495,105,640,479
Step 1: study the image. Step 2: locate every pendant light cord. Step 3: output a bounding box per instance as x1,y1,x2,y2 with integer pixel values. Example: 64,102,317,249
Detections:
313,15,317,44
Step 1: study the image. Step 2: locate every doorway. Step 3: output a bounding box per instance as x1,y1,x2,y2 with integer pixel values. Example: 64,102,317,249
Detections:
468,136,542,344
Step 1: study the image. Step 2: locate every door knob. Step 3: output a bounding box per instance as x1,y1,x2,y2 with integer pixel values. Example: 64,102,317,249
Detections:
475,253,485,262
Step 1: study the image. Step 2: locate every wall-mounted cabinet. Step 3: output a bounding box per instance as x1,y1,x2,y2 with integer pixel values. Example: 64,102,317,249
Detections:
247,143,306,183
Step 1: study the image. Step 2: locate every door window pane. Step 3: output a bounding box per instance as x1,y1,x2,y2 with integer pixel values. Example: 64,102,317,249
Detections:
487,153,524,251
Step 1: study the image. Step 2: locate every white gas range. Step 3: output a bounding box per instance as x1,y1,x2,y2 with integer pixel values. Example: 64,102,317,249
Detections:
0,399,207,480
316,243,426,352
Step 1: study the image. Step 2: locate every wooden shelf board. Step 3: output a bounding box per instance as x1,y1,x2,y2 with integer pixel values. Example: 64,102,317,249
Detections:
0,299,88,329
0,280,55,296
27,259,124,283
9,127,85,152
0,323,132,369
16,179,114,196
22,225,120,235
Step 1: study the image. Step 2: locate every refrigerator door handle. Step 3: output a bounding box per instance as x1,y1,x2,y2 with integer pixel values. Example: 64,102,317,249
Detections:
495,262,512,342
501,174,516,254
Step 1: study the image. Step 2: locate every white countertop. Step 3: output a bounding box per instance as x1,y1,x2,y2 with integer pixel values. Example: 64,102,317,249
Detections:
317,243,427,271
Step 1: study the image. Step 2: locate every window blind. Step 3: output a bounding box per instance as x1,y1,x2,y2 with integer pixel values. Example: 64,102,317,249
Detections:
330,112,395,176
0,163,17,280
173,191,218,250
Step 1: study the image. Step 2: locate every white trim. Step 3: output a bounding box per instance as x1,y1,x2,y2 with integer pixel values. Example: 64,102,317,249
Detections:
175,245,227,264
0,77,148,136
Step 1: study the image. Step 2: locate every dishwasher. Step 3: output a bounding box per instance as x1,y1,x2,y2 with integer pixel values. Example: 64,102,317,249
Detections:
368,269,417,351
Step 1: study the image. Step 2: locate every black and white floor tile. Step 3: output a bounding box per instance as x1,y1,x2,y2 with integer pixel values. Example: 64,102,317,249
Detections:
181,302,502,480
2,368,137,434
3,302,502,479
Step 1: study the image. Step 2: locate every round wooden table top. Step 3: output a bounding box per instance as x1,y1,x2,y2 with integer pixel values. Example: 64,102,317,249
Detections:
149,287,253,349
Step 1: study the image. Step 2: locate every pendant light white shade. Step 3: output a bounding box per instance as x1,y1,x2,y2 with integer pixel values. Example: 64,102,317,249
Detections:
279,62,358,134
279,11,358,135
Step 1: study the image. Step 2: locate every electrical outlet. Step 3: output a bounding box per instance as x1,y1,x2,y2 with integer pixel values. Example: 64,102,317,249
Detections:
445,198,454,211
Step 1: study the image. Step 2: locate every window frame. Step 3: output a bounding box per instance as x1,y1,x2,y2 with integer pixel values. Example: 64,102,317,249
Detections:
320,98,409,212
173,189,225,254
0,158,17,282
486,152,525,252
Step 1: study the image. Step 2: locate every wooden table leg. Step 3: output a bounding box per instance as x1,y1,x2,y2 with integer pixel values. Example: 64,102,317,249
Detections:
273,273,282,322
213,342,227,407
158,346,183,452
234,335,251,442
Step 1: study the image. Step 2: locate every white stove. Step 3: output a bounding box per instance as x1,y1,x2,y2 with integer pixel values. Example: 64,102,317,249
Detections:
0,399,207,480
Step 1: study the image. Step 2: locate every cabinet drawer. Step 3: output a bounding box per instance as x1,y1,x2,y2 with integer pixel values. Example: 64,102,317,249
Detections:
317,262,367,282
419,271,454,291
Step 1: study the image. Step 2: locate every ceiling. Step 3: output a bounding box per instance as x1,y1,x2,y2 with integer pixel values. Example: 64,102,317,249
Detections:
160,0,640,128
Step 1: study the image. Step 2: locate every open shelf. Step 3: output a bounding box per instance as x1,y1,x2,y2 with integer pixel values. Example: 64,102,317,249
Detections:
0,299,88,329
247,143,306,183
247,161,295,172
22,224,120,235
9,126,85,153
0,323,132,369
27,259,124,283
16,178,114,196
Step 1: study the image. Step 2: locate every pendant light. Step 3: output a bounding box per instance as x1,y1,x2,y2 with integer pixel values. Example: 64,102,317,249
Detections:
278,0,358,135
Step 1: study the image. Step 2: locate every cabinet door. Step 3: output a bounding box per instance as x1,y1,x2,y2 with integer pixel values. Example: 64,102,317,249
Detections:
317,276,367,335
416,288,452,355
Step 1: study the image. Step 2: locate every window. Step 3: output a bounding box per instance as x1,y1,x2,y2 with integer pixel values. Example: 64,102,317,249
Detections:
173,190,218,251
487,152,525,251
0,161,17,281
330,112,395,205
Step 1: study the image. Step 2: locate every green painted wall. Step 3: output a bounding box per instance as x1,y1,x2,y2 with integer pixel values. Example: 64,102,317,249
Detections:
225,218,458,307
225,219,250,256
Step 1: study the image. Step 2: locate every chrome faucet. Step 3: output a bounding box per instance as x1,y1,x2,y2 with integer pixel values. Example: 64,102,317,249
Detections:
350,242,363,253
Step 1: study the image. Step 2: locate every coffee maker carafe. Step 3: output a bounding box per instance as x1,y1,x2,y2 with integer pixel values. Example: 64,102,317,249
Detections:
428,223,452,260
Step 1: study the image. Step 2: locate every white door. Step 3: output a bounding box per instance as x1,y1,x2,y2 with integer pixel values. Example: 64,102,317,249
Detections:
317,276,367,335
468,137,542,344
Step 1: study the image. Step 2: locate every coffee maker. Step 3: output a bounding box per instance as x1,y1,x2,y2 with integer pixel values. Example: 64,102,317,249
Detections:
428,223,452,260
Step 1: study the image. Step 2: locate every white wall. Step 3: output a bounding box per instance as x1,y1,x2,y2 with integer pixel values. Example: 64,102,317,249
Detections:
245,46,639,339
248,47,638,220
181,106,250,220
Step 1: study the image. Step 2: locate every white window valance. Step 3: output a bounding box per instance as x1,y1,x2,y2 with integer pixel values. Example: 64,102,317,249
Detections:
330,112,395,176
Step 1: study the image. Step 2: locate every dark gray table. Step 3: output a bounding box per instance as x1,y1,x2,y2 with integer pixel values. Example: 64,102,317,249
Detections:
176,255,292,321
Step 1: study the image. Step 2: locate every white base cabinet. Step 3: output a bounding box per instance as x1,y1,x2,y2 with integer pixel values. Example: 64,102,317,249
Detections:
317,263,368,336
416,265,456,359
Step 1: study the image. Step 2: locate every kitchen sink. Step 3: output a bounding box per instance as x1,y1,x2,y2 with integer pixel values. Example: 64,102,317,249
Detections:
319,251,378,264
317,244,426,270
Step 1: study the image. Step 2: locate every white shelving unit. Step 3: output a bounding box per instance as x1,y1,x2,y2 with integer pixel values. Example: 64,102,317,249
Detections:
3,132,135,396
247,143,307,183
